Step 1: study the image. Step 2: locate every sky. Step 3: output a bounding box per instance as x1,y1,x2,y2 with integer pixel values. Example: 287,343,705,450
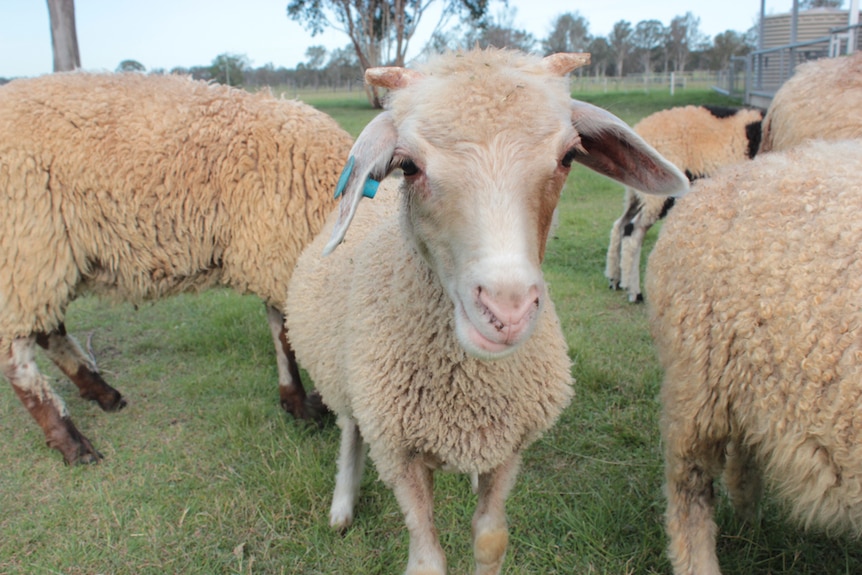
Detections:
1,1,806,78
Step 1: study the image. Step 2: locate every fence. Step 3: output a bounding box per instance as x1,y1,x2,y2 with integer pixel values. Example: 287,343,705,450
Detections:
717,23,861,108
568,71,725,94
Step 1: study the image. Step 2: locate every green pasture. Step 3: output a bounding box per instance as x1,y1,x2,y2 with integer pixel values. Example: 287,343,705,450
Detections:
0,87,858,575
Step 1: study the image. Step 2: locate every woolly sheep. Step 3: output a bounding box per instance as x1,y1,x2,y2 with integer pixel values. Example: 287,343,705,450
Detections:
645,139,862,575
0,72,353,464
605,104,763,303
286,49,689,575
759,52,862,153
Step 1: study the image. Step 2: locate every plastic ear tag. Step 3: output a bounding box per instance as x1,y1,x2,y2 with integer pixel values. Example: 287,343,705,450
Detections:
362,178,379,199
334,155,355,199
334,155,380,200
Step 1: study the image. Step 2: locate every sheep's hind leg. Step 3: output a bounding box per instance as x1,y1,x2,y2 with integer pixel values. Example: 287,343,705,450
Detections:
329,415,366,532
266,304,327,422
664,443,724,575
391,457,446,575
723,435,762,523
2,335,102,465
36,324,126,412
473,454,521,575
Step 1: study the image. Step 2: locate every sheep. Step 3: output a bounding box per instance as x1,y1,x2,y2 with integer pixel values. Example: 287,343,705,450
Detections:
759,52,862,153
0,72,353,465
645,139,862,575
285,48,689,575
604,104,763,303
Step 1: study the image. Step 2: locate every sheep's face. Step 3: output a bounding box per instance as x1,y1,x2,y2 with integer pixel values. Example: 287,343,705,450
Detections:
395,129,574,359
325,49,690,360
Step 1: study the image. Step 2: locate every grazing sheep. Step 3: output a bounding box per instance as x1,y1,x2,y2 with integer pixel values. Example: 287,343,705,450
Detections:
645,139,862,575
286,49,689,575
605,105,763,303
0,72,353,464
759,52,862,153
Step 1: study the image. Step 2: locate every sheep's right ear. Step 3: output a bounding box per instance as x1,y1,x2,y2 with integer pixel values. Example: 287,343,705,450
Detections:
323,111,398,256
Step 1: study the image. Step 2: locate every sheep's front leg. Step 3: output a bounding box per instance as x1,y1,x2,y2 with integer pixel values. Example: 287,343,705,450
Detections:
391,457,446,575
330,415,366,531
266,305,326,422
620,224,647,303
472,454,521,575
36,324,126,412
2,336,102,465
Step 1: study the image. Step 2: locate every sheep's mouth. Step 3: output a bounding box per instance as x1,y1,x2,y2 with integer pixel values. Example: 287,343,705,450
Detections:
454,298,537,359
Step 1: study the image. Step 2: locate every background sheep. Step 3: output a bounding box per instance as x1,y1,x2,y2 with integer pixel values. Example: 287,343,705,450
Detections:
0,72,353,464
645,139,862,575
605,104,763,303
286,49,689,575
759,52,862,153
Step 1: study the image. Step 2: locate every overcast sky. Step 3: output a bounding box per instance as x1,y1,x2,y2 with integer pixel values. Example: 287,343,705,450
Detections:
1,1,814,78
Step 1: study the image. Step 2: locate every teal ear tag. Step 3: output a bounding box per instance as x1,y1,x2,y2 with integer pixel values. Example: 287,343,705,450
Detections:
362,178,379,199
334,155,355,199
334,155,380,199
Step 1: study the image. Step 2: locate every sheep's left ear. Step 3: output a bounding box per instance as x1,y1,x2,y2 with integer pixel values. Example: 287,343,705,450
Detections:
323,111,399,256
569,100,689,197
541,52,591,75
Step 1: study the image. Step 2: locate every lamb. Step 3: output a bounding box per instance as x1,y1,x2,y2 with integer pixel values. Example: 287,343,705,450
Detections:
285,48,689,575
604,104,763,303
645,139,862,575
759,52,862,153
0,72,353,465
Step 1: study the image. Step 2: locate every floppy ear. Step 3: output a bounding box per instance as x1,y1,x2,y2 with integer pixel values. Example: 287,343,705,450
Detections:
323,111,399,256
569,100,689,197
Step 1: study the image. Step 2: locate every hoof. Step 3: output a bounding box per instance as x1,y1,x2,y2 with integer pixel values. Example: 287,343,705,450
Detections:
281,390,332,428
100,393,127,412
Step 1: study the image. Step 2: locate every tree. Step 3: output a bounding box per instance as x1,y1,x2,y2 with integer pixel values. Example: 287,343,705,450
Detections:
608,20,633,77
117,59,146,73
667,12,706,73
542,12,591,56
210,53,250,86
631,19,664,73
286,0,496,108
706,30,750,70
465,6,535,51
46,0,80,71
586,36,612,76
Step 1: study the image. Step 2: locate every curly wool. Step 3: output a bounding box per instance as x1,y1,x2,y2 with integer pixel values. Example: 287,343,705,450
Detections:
0,72,352,336
646,140,862,572
759,52,862,153
286,181,573,482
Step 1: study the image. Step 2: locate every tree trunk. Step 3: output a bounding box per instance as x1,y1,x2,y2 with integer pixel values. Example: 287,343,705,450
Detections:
47,0,80,71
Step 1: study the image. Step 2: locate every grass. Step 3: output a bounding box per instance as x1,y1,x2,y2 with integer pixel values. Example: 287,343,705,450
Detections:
1,87,859,575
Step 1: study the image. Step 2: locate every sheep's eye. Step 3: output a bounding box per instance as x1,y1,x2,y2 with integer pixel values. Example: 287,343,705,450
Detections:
400,159,420,177
561,148,582,169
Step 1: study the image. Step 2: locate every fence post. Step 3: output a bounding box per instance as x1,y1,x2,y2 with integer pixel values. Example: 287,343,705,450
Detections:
670,71,675,95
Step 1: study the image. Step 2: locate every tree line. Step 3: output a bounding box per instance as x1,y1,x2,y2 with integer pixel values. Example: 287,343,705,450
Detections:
24,0,845,96
108,9,756,93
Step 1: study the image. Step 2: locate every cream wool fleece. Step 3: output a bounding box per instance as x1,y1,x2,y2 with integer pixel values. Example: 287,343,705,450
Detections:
0,72,352,336
286,181,573,482
759,52,862,153
646,139,862,575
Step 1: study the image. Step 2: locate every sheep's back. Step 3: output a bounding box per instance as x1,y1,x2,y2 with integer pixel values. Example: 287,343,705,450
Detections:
760,53,862,153
287,180,574,482
634,105,763,179
646,140,862,532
